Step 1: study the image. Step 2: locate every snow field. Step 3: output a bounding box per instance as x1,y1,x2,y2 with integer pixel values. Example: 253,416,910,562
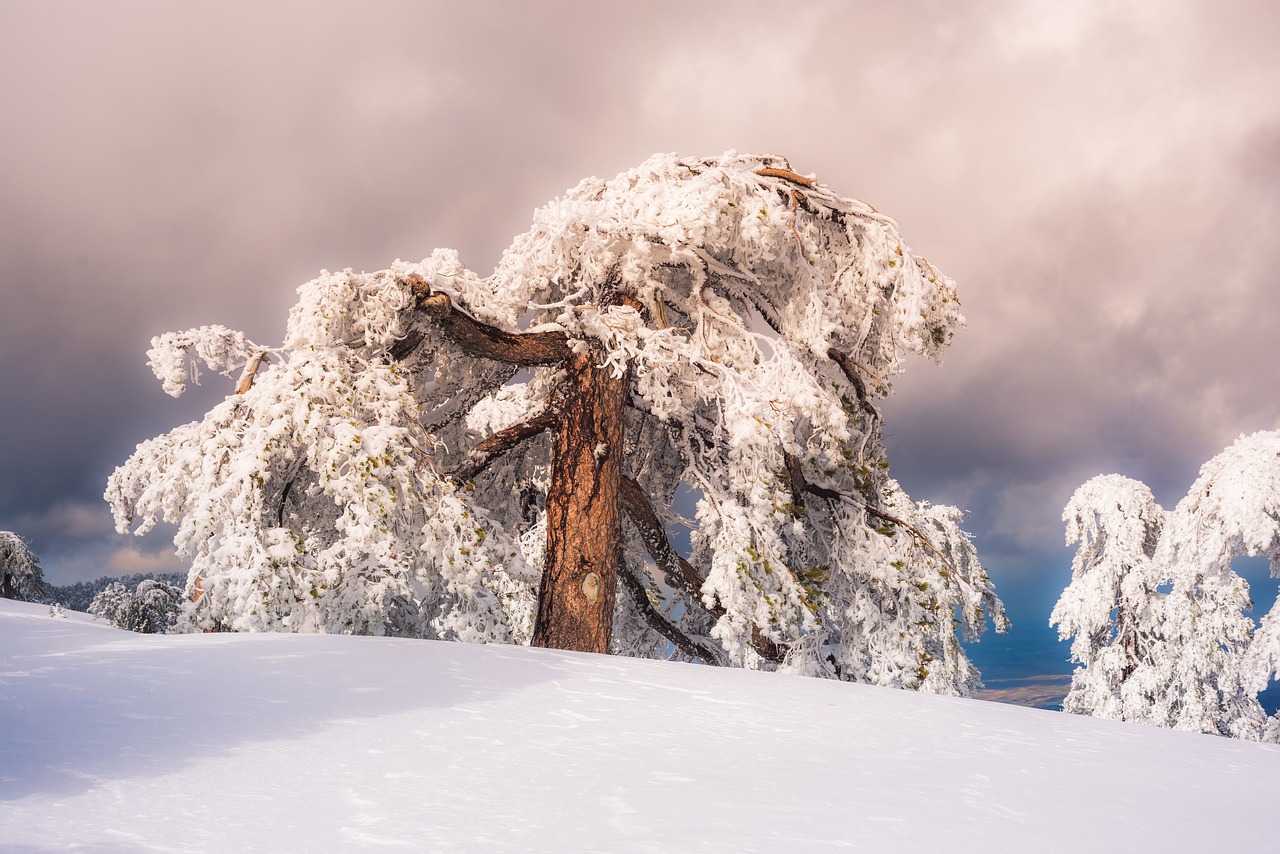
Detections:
2,599,1277,852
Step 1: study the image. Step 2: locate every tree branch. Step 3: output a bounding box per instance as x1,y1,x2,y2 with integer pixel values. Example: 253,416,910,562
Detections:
618,477,705,600
827,347,885,463
617,562,725,665
277,478,293,528
786,454,960,577
865,504,960,576
619,476,784,663
234,350,268,395
387,328,425,362
398,275,571,365
450,413,557,483
755,167,815,188
827,347,884,405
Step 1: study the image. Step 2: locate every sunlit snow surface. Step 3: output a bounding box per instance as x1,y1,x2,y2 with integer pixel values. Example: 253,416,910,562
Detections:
2,600,1277,853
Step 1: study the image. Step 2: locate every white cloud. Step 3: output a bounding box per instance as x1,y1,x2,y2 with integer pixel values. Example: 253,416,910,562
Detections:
343,58,442,125
637,8,828,147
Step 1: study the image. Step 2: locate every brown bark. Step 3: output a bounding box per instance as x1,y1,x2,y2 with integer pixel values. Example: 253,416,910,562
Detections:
531,351,626,654
755,167,815,187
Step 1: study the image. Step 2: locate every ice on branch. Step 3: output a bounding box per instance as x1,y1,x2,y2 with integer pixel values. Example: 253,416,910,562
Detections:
107,152,1004,694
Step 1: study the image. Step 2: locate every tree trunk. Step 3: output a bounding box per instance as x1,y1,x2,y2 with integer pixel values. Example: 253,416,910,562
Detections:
532,350,625,654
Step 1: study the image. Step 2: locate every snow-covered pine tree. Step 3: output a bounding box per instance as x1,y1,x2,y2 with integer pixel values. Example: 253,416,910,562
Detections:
1052,476,1168,723
89,578,181,633
0,531,47,602
1054,430,1280,739
106,152,1007,694
45,571,187,614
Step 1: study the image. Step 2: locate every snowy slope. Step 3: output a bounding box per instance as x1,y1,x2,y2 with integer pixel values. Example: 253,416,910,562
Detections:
2,600,1277,853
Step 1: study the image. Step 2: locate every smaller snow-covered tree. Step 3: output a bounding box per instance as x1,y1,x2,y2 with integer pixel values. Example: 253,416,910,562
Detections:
1054,431,1280,739
1150,434,1270,740
89,578,181,633
1051,475,1166,723
0,532,47,602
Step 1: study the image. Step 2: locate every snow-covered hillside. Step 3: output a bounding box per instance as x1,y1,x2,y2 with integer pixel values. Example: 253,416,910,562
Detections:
2,599,1276,853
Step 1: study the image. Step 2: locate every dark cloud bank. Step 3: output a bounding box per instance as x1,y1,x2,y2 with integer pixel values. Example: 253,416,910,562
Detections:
3,1,1278,695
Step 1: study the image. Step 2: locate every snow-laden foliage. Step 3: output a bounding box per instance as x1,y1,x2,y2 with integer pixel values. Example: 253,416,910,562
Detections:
147,326,252,397
771,491,1005,691
0,532,46,602
107,152,1005,693
89,578,181,633
1054,431,1280,739
107,264,529,638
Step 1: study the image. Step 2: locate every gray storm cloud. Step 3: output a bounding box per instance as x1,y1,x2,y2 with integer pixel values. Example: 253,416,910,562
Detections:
2,0,1278,614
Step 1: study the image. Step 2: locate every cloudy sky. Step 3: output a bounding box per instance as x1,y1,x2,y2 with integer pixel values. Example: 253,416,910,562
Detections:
2,1,1278,670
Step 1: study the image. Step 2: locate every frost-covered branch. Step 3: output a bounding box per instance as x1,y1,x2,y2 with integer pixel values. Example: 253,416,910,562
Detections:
618,477,705,601
619,476,784,663
617,562,725,665
400,277,571,365
147,326,257,397
452,413,558,484
785,453,958,578
860,503,958,575
826,347,882,406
